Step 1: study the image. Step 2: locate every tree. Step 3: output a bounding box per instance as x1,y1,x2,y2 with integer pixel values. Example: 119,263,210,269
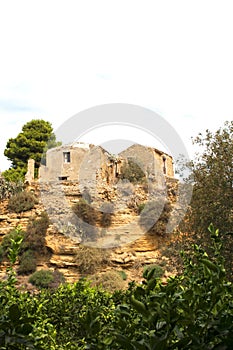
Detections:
189,121,233,234
3,119,61,180
181,121,233,280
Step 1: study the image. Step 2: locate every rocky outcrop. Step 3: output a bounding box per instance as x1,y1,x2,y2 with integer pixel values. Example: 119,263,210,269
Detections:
0,178,179,284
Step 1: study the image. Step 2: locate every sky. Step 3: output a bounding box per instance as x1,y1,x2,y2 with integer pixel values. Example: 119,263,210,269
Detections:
1,0,233,171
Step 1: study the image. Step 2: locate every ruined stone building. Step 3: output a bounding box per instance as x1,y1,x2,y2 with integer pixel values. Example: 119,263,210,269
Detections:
27,142,179,248
38,142,174,184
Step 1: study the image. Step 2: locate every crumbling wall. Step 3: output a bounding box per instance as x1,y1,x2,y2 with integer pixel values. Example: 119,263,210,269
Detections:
39,142,175,184
25,159,35,184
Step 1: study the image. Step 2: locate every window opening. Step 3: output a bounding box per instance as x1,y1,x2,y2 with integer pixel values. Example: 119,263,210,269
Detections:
63,152,71,163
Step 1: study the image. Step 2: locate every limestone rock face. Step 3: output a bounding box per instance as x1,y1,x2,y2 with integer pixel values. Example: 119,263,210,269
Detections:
0,177,179,283
45,229,80,255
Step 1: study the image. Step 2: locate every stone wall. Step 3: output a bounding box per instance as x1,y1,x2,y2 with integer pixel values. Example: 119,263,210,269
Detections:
120,144,174,179
39,142,93,181
39,142,174,183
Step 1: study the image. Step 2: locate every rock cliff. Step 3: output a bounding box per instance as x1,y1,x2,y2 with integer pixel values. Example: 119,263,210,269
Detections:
0,178,179,285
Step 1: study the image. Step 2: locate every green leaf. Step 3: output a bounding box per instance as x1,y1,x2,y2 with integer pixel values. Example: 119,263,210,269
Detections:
9,304,21,322
103,336,114,345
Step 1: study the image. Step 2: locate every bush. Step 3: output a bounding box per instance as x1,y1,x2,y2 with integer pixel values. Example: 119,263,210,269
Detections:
29,269,65,289
0,245,3,263
139,200,172,236
23,211,50,253
0,225,233,349
47,269,66,289
117,269,127,280
137,202,146,214
143,264,164,279
73,199,99,240
120,159,146,183
73,199,98,225
29,269,53,288
0,178,24,200
8,190,37,213
89,270,126,292
2,167,26,182
18,250,37,275
75,246,110,275
100,202,114,228
0,227,25,261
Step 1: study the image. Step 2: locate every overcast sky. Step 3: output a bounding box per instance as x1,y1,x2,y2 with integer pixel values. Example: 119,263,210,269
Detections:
1,1,233,171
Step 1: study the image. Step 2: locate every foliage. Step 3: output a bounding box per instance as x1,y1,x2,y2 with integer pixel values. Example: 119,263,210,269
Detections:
188,121,233,234
120,159,146,183
139,200,172,236
4,119,61,177
47,269,66,289
137,202,146,214
2,167,26,183
0,225,232,349
0,213,50,276
18,250,37,275
75,246,110,275
29,269,65,289
143,263,164,279
89,270,126,292
181,121,233,280
100,202,113,228
5,227,24,286
30,279,115,349
0,227,25,261
73,199,115,240
118,269,128,280
29,269,54,288
0,177,24,200
23,211,50,254
0,299,35,349
7,190,37,213
104,225,233,350
0,245,3,263
73,199,99,240
73,199,98,225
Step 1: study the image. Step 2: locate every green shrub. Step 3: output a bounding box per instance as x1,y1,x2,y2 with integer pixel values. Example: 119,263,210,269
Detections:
143,263,164,279
18,250,37,275
109,225,233,350
100,202,113,228
139,200,172,236
90,270,126,292
0,225,232,349
2,167,26,182
0,227,25,260
29,269,65,289
137,202,146,214
0,178,24,200
120,159,146,183
23,211,50,253
0,245,4,262
117,269,127,280
73,199,98,225
29,269,54,288
73,199,99,240
48,269,66,289
75,246,110,275
8,190,37,213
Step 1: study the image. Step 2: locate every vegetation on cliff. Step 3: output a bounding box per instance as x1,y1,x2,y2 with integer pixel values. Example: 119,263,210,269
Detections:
0,226,232,349
3,119,61,181
179,121,233,280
